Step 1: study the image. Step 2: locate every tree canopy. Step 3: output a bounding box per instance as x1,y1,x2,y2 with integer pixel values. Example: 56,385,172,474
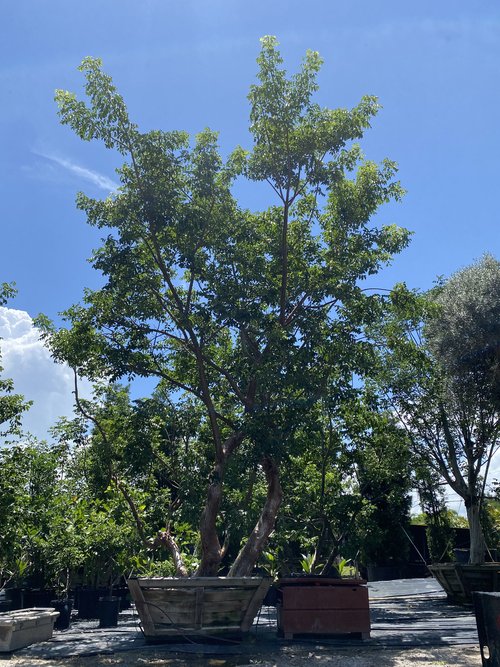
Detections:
40,36,410,576
426,254,500,406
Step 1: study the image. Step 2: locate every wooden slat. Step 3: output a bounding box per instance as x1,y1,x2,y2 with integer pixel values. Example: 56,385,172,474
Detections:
127,578,157,636
283,585,368,610
144,624,239,636
203,589,255,603
135,577,263,588
149,610,194,626
202,611,242,624
163,598,247,614
448,566,467,600
148,588,254,602
143,589,196,605
280,608,370,636
194,587,204,629
148,605,242,630
278,577,366,586
240,578,271,632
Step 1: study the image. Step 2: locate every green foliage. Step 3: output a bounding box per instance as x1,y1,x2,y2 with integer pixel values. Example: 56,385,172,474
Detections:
0,441,67,587
477,498,500,557
333,557,353,577
261,395,413,573
426,255,500,405
0,438,143,592
266,398,363,575
259,550,281,580
410,510,468,529
300,553,321,574
41,37,410,574
71,489,142,589
0,283,31,439
412,463,462,562
370,257,500,564
349,406,412,566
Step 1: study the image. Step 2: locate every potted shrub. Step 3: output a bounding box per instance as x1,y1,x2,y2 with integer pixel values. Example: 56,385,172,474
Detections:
271,540,370,640
46,552,78,630
3,558,30,611
0,441,62,610
96,556,126,628
72,491,139,620
371,257,500,602
40,36,409,638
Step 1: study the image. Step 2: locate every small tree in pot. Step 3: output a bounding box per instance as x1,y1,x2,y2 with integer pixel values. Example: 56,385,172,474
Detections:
372,257,500,566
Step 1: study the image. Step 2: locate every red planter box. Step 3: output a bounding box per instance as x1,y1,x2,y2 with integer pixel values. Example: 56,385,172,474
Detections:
277,577,370,640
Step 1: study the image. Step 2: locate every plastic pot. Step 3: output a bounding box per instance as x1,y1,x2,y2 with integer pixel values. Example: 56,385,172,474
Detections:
98,596,120,628
51,598,72,630
77,588,100,619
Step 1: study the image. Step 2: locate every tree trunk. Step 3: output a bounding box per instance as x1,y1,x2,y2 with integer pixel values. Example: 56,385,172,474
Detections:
195,463,225,576
228,456,283,577
157,531,189,577
466,500,486,565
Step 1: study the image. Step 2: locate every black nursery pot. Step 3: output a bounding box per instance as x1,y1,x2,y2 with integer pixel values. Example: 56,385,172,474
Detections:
23,589,55,608
98,596,120,628
6,588,24,610
51,598,73,630
115,586,131,610
262,583,279,607
77,588,100,619
0,590,10,612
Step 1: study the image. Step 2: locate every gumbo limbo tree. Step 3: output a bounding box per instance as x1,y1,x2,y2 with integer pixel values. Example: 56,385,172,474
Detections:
42,37,409,577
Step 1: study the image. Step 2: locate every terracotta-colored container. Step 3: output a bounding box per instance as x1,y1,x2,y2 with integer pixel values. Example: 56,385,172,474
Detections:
277,577,370,640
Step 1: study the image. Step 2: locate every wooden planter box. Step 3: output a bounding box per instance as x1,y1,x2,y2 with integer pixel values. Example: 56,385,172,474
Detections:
0,608,59,652
428,563,500,604
127,576,271,639
277,577,370,640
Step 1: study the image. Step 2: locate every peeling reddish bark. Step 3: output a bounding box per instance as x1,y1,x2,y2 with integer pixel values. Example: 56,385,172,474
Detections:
195,463,225,576
228,456,283,577
155,530,189,577
195,431,245,576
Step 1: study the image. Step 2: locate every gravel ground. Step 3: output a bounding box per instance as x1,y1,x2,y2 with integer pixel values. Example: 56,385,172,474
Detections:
0,645,484,667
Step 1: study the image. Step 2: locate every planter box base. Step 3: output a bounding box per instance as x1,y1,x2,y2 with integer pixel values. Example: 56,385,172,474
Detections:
277,577,370,640
428,563,500,605
0,608,59,652
127,577,271,640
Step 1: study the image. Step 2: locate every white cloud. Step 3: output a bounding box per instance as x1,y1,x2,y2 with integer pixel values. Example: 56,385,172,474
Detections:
32,150,119,193
0,307,91,441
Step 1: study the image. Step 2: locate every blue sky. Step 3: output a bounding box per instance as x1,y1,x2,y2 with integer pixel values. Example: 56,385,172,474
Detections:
2,1,499,316
1,1,500,461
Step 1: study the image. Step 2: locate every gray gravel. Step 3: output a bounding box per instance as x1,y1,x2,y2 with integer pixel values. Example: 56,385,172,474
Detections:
0,644,484,666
